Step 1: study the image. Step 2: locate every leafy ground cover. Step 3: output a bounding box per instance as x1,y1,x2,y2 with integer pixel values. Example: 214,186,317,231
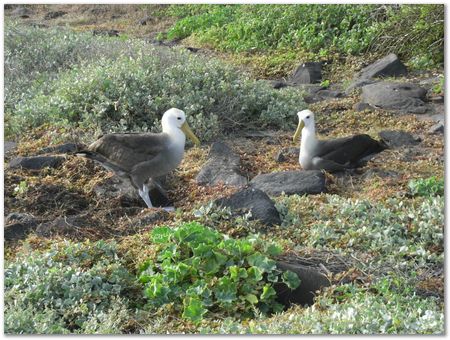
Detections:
3,4,445,335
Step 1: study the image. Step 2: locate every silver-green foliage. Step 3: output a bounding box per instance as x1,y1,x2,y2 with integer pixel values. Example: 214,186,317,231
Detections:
4,240,137,334
5,23,305,139
202,277,443,334
276,194,444,273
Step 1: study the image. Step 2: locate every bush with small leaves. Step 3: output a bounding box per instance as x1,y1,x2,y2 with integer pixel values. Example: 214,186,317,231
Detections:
4,240,138,334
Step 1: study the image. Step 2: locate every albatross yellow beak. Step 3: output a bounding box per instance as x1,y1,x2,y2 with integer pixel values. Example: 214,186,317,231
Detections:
293,120,305,143
181,121,200,146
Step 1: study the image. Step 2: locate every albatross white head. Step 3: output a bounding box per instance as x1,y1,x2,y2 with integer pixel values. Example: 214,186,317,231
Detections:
161,108,200,146
293,109,316,143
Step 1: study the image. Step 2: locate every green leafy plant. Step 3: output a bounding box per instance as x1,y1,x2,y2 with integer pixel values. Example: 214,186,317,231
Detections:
320,79,331,88
13,180,29,197
138,222,300,324
432,76,444,95
408,176,444,197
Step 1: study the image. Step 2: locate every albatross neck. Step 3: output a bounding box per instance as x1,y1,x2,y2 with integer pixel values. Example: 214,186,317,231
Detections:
300,123,318,152
163,125,186,148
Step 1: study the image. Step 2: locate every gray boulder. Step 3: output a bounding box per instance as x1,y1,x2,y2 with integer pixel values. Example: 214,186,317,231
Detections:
215,187,281,226
250,170,325,196
196,142,248,187
38,142,81,155
44,11,67,20
361,82,428,114
36,215,88,237
274,261,331,306
429,122,444,134
5,213,39,241
378,130,421,148
8,155,65,170
4,141,17,155
346,53,407,93
290,62,322,84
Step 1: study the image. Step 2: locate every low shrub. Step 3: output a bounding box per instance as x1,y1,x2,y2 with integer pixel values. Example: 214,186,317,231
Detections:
4,240,138,334
7,27,305,139
408,176,444,197
138,222,300,324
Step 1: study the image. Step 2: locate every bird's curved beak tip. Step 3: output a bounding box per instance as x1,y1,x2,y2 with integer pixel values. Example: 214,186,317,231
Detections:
181,121,201,146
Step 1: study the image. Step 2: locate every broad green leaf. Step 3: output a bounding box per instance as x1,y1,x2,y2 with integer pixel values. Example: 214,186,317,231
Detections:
245,293,258,304
264,242,283,256
182,296,207,324
229,265,248,280
282,270,301,289
214,276,237,304
247,252,277,272
260,284,276,301
151,226,172,244
247,266,263,282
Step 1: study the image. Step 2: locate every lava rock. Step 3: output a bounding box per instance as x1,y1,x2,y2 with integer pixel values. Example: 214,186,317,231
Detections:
44,11,67,19
36,215,87,237
196,142,248,187
215,187,281,226
250,170,325,196
429,122,444,134
353,102,374,112
346,53,407,93
5,213,39,241
361,82,428,114
274,261,331,306
94,176,171,207
271,80,288,89
38,142,82,155
92,29,120,37
138,15,152,25
290,62,322,84
378,130,421,148
274,150,287,163
186,46,200,53
4,141,17,154
8,155,65,170
11,6,32,18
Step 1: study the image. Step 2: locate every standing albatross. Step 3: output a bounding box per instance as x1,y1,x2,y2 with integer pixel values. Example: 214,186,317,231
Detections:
292,110,386,172
77,108,200,208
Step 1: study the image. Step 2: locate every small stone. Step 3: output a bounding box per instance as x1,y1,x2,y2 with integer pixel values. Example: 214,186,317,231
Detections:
290,62,322,84
8,155,65,170
196,142,248,187
215,188,281,226
378,130,421,148
274,261,331,306
274,151,287,163
38,142,81,155
5,213,39,242
250,170,326,196
429,122,444,134
353,102,374,112
44,11,67,20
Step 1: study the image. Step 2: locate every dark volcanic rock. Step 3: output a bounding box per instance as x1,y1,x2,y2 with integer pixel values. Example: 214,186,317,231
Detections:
4,141,17,154
291,62,322,84
36,215,87,237
38,142,81,155
429,122,444,134
274,261,331,306
271,80,288,89
138,15,153,25
378,130,421,148
11,6,32,18
92,29,120,37
361,82,428,114
275,147,299,162
196,142,247,187
250,170,325,196
44,11,67,19
94,176,171,207
8,155,65,170
5,213,39,241
353,102,374,112
215,188,281,226
346,53,407,93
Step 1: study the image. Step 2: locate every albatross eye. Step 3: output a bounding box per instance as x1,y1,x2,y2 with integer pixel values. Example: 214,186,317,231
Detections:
306,116,310,119
177,117,182,120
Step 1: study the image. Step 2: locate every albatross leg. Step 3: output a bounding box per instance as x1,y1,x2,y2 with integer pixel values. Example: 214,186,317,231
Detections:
311,157,350,172
138,184,154,208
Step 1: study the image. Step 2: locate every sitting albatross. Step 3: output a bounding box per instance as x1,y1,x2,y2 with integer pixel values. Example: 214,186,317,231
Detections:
292,109,386,172
77,108,200,208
